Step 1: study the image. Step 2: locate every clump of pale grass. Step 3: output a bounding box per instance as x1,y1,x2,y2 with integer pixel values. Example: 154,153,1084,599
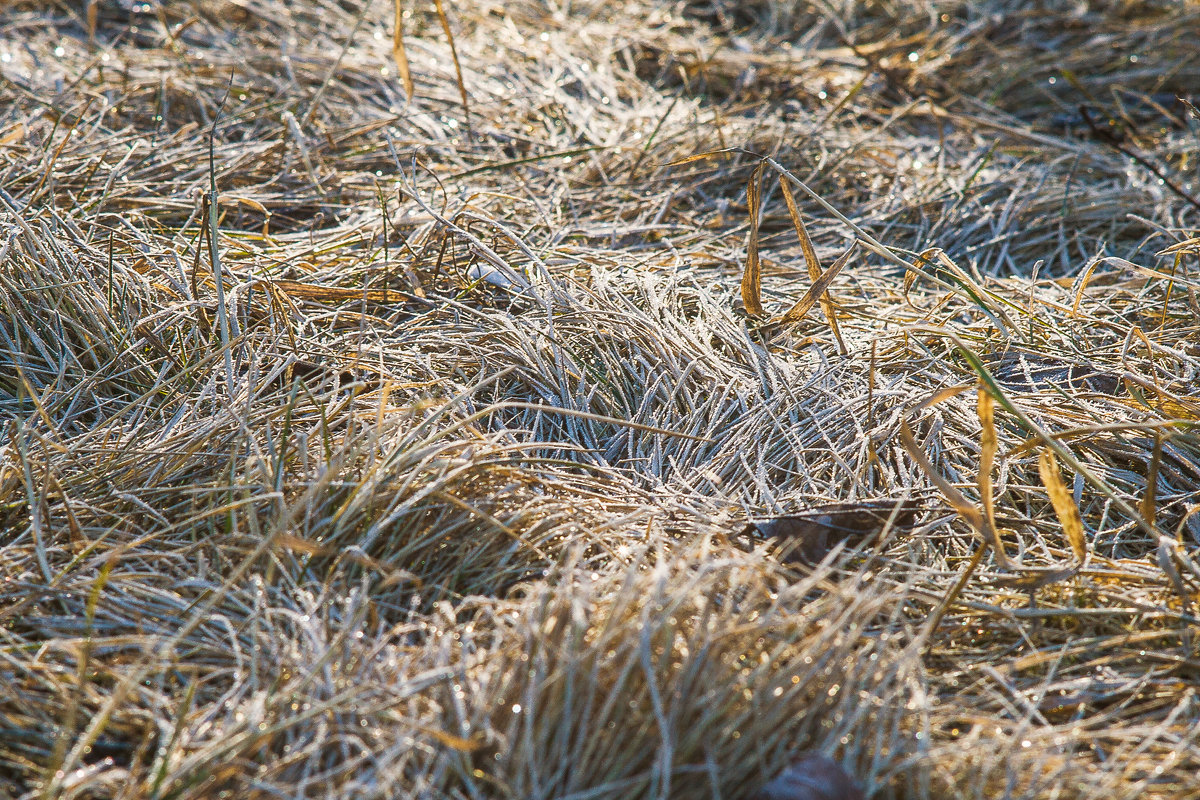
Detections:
2,0,1200,798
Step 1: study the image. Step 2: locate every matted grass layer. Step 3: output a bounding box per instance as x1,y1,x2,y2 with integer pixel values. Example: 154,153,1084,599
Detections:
1,0,1199,797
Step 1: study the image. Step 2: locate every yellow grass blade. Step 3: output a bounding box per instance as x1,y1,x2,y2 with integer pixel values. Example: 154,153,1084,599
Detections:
393,0,415,98
909,382,973,413
418,726,485,752
1037,447,1088,563
978,386,998,539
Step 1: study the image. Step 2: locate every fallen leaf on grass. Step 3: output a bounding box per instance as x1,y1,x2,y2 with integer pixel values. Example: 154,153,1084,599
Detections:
755,753,864,800
744,499,920,563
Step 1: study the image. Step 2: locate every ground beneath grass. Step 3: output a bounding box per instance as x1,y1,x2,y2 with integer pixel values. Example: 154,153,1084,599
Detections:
2,1,1199,797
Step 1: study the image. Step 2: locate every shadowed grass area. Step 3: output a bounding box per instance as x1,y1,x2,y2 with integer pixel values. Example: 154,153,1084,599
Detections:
1,0,1199,797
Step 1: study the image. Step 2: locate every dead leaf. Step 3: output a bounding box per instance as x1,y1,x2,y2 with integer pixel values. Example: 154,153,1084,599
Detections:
985,351,1120,395
745,499,920,563
755,753,864,800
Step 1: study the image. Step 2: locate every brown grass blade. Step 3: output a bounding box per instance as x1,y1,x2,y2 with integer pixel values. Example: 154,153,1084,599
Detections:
900,419,1013,569
86,0,98,44
910,382,974,413
417,726,485,752
434,0,470,133
266,279,410,304
1037,447,1088,563
393,0,414,98
779,176,846,352
662,147,740,168
921,543,987,649
1140,433,1162,528
903,249,936,300
742,161,765,315
991,566,1078,591
781,241,856,323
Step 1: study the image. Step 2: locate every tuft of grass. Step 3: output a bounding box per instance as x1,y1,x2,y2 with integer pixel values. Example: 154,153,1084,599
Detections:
2,1,1199,798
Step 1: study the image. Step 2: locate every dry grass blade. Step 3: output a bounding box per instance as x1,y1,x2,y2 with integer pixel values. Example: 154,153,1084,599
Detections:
781,241,856,323
919,325,1160,540
1141,433,1163,528
1037,448,1089,563
900,420,1013,569
86,0,98,44
779,175,846,353
767,158,959,295
920,543,987,649
742,161,765,315
978,385,998,540
206,110,238,402
434,0,470,132
269,279,411,304
1156,539,1193,618
392,0,414,98
4,2,1200,798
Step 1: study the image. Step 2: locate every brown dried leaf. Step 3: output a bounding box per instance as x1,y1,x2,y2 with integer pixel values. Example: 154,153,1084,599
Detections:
755,753,864,800
745,499,920,563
